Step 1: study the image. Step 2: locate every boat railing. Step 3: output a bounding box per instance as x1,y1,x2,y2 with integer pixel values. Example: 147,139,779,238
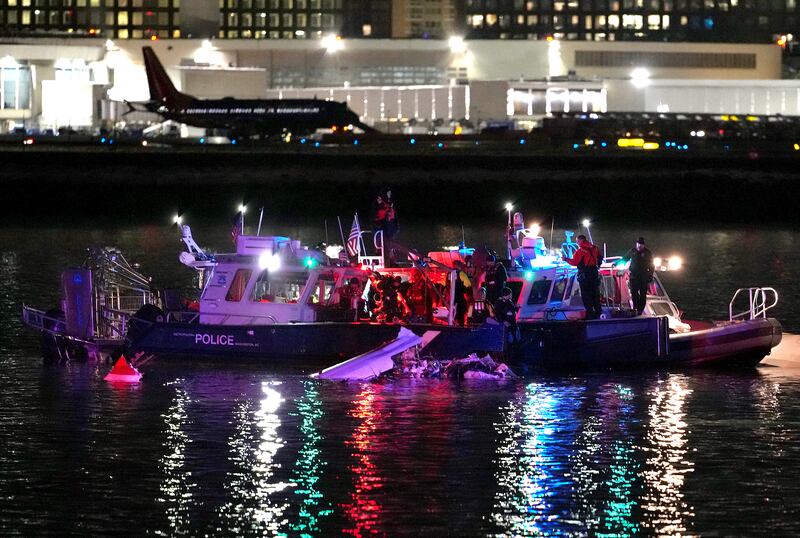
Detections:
21,305,63,334
99,306,135,340
359,255,384,269
729,287,779,321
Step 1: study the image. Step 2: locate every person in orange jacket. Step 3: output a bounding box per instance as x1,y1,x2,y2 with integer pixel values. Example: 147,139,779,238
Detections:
563,234,602,320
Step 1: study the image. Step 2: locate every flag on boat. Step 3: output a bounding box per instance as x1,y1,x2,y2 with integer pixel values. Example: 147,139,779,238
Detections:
231,211,243,244
346,213,362,259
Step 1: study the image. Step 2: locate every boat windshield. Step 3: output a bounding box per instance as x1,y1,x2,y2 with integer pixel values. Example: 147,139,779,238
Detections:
225,269,252,302
527,279,552,305
252,270,309,303
550,277,569,303
308,271,336,305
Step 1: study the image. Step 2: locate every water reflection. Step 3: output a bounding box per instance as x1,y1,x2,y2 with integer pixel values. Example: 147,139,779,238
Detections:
341,383,386,537
596,383,639,537
753,378,789,458
640,376,694,536
489,379,700,537
284,380,332,536
157,381,196,535
217,381,289,535
491,382,586,536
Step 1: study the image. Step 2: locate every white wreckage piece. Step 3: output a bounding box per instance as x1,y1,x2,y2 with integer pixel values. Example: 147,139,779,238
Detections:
314,327,423,381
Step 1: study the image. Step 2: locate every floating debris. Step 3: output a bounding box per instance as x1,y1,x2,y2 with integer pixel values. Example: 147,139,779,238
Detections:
396,349,517,380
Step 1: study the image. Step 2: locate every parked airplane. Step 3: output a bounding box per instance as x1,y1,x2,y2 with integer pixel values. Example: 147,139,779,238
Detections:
127,46,375,137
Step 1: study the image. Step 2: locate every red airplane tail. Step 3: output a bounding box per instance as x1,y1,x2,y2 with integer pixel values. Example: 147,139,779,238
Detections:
142,46,193,108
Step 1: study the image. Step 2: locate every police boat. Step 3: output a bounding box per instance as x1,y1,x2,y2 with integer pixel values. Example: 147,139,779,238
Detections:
22,226,503,366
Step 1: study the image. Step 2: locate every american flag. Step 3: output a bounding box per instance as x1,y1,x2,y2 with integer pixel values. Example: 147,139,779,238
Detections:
346,213,362,259
231,211,243,245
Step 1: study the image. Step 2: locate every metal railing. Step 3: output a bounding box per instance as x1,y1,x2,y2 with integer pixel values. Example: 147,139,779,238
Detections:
729,287,779,321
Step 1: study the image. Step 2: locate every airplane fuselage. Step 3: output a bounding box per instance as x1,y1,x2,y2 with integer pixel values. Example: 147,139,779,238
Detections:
153,97,362,135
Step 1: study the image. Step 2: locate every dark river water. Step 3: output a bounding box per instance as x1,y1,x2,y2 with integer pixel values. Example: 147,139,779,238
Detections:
2,220,799,536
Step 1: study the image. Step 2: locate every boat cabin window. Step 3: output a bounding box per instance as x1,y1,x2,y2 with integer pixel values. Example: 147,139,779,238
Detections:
225,269,252,302
649,300,679,318
252,270,309,303
550,277,569,303
308,272,336,305
527,278,552,305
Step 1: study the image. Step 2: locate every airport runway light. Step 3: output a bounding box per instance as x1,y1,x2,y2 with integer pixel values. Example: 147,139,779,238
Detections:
448,36,467,54
630,67,651,88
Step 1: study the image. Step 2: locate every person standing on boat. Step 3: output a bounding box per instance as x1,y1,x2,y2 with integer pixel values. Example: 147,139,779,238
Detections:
453,260,473,326
494,287,519,351
375,190,398,267
622,237,655,315
563,234,602,320
485,255,508,307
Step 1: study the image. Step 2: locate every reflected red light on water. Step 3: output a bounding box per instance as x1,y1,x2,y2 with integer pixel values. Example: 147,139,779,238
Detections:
341,385,384,537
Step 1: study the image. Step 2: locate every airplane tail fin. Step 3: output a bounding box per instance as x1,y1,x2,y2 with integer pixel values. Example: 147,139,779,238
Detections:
143,46,192,107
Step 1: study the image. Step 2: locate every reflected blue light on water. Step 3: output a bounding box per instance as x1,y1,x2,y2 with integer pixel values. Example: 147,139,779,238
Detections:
285,380,333,536
597,384,639,538
491,383,586,536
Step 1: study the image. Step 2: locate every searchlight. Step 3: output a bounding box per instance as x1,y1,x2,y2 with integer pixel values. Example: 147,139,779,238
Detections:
259,252,281,272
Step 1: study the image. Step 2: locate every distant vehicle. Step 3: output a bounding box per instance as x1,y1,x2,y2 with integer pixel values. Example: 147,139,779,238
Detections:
127,47,376,138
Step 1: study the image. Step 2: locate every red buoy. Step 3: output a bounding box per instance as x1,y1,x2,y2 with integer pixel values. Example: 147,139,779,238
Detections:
104,356,143,383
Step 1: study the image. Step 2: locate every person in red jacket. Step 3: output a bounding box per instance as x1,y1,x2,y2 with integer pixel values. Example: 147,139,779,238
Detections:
563,234,602,320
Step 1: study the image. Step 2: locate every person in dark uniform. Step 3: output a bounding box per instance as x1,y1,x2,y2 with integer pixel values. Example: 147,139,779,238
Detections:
622,237,655,315
485,255,508,306
563,234,602,320
453,260,472,326
375,190,398,267
494,287,519,352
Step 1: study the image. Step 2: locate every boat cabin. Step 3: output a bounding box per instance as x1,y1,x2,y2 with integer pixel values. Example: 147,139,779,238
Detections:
195,235,366,325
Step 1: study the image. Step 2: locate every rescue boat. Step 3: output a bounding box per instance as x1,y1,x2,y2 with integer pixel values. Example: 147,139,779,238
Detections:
21,217,782,371
22,227,503,366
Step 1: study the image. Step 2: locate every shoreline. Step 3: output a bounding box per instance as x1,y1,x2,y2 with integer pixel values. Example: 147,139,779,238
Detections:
2,147,800,225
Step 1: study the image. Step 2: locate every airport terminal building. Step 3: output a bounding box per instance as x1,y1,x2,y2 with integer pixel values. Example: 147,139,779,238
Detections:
0,35,792,134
